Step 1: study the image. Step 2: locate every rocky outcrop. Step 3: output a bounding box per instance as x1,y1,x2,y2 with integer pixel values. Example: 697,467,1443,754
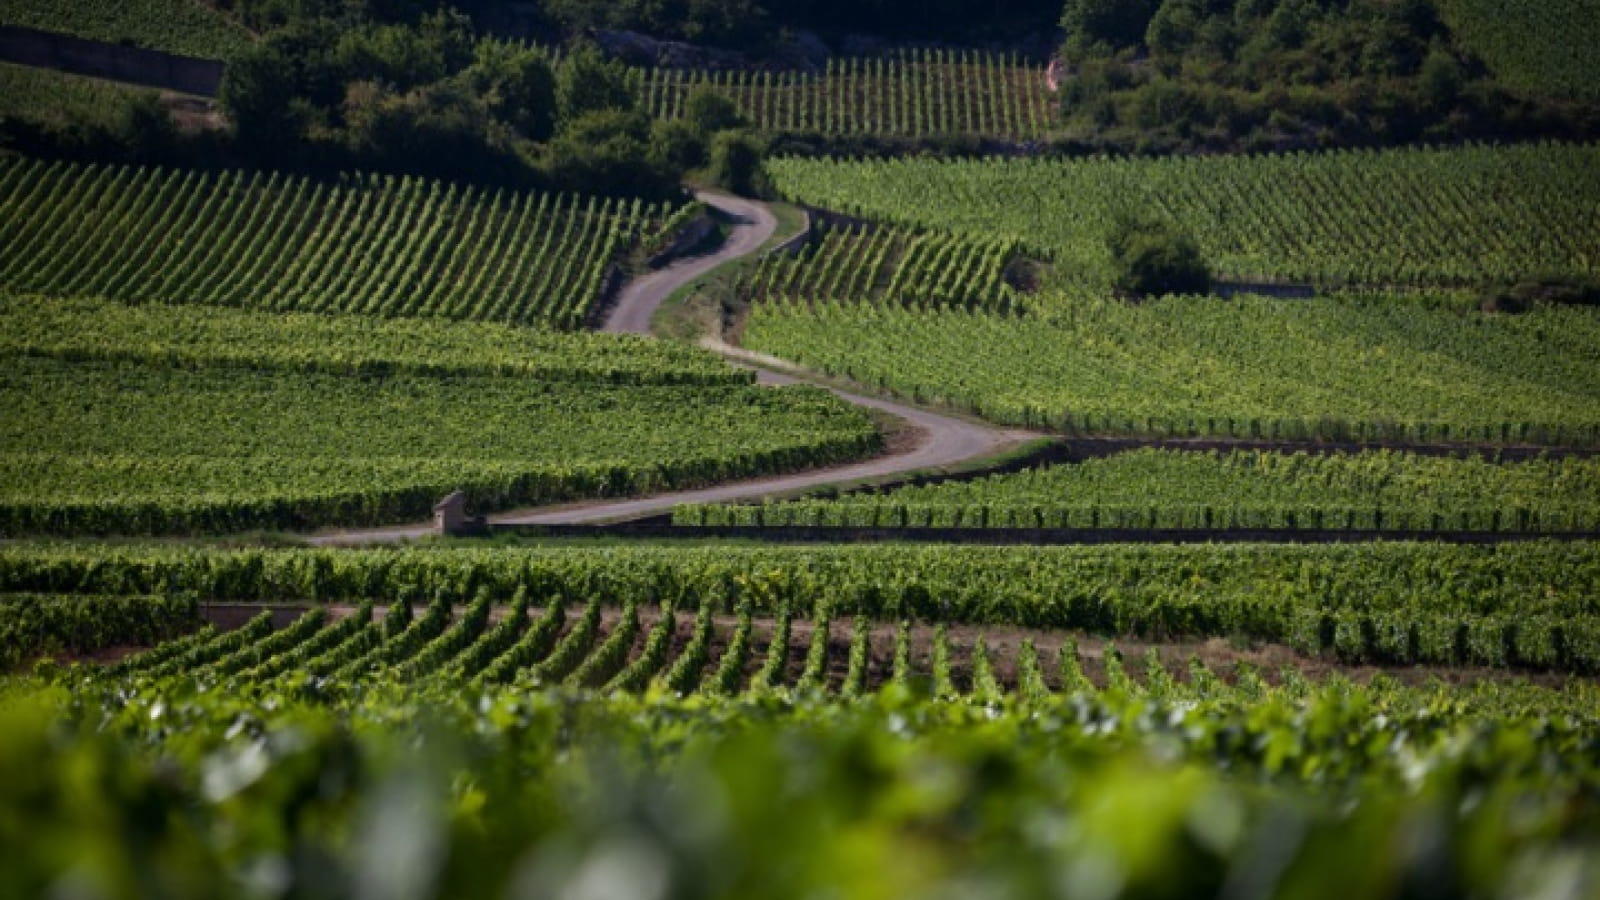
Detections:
593,29,749,70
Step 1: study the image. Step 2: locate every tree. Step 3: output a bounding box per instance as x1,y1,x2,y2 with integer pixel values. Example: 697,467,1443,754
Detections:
707,130,766,196
341,80,523,182
1060,0,1160,54
1419,45,1462,110
555,45,636,126
544,109,674,199
1145,0,1201,57
217,45,309,158
651,118,708,171
684,87,745,135
1106,216,1211,296
115,94,178,161
466,42,556,141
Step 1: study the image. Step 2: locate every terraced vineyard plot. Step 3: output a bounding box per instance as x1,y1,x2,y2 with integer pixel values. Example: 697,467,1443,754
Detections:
641,49,1054,140
0,0,254,58
0,293,751,385
7,540,1600,674
0,62,165,131
0,356,879,535
678,448,1600,532
0,158,674,329
744,294,1600,445
740,222,1023,312
767,143,1600,289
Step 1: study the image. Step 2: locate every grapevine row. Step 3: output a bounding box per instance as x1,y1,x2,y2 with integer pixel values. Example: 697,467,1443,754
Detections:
674,448,1600,532
740,221,1022,312
766,143,1600,288
639,49,1054,141
0,158,672,329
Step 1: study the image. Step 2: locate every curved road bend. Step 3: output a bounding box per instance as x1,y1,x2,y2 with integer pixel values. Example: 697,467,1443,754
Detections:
306,192,1030,545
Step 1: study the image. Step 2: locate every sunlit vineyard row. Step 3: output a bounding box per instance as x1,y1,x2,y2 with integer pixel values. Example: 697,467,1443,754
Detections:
739,221,1024,312
638,48,1055,140
743,294,1600,445
675,448,1600,533
0,293,751,385
16,589,1600,703
0,157,678,329
0,353,878,535
5,540,1600,672
766,142,1600,288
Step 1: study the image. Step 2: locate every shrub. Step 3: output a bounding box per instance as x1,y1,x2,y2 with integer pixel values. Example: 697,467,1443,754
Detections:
1106,215,1212,297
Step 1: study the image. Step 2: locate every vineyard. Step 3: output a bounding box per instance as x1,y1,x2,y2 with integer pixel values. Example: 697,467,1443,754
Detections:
4,1,1600,894
0,293,751,385
0,340,879,535
765,143,1600,289
4,635,1595,898
0,0,255,58
0,158,679,329
0,62,162,131
675,448,1600,533
5,547,1600,895
743,293,1600,445
739,221,1024,312
639,49,1055,141
16,589,1600,701
1434,0,1600,99
4,540,1600,673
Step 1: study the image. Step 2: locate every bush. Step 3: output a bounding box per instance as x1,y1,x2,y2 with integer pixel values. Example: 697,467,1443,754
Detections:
651,118,708,171
684,87,745,136
1106,215,1211,297
465,41,556,141
555,44,636,126
545,109,676,199
707,129,767,196
1478,276,1600,313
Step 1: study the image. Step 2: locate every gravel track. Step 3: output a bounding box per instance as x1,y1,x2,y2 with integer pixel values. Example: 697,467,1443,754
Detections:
306,191,1031,545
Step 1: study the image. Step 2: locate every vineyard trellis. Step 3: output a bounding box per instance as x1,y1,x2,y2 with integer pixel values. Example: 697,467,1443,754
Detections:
0,356,882,535
6,540,1600,674
740,220,1024,312
766,143,1600,289
0,158,675,329
743,293,1600,446
638,48,1055,141
674,448,1600,533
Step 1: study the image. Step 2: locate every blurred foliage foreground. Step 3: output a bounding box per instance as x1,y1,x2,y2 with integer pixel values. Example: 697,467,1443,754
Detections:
1,669,1598,900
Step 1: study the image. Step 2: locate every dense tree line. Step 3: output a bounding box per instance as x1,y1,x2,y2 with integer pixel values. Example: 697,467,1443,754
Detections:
1055,0,1600,153
205,0,1061,51
202,14,754,195
533,0,1061,50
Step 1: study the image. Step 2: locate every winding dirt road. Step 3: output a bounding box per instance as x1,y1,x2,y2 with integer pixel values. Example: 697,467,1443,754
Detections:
307,191,1029,545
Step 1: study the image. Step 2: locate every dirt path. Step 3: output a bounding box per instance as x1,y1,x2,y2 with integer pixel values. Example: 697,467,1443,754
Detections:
602,190,775,334
306,191,1032,545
